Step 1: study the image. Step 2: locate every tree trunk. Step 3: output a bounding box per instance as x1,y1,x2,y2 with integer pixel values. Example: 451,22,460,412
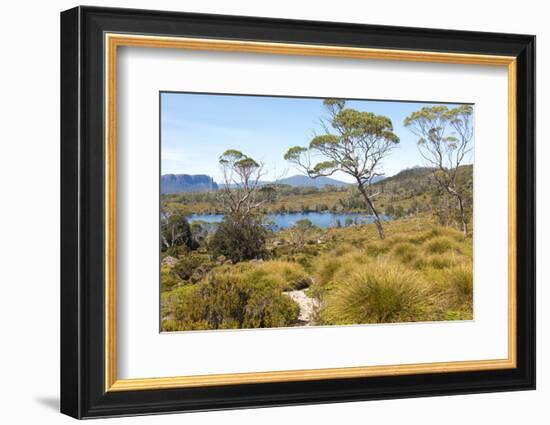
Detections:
447,185,468,236
357,181,385,240
456,194,468,236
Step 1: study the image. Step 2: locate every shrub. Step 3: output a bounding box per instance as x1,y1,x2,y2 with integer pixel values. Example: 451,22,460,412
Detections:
289,218,315,250
209,215,267,262
160,265,180,292
160,211,197,252
163,266,300,331
161,285,211,330
320,260,431,324
172,253,212,283
163,244,190,258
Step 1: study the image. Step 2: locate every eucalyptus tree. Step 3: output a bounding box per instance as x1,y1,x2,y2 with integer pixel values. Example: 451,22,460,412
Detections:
284,99,399,239
404,105,473,235
160,209,196,251
290,218,315,251
212,150,269,261
217,149,267,219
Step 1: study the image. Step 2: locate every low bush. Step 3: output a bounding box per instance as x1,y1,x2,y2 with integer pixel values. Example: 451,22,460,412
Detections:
162,266,300,331
172,253,213,283
160,265,180,292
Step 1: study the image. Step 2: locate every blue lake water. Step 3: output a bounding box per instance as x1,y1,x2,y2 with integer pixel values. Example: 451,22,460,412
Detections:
188,212,392,231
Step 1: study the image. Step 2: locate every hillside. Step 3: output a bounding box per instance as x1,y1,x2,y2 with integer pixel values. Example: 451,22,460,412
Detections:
373,165,472,194
160,165,473,221
370,164,473,220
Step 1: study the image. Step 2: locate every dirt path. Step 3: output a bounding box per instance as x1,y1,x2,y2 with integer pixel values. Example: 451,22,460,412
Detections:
284,290,319,326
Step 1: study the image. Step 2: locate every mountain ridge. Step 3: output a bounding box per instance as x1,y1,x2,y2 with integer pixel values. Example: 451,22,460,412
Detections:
160,172,388,194
161,174,218,194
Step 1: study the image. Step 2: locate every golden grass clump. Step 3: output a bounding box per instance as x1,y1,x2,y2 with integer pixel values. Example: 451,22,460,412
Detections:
364,241,390,257
392,242,419,264
312,255,344,288
251,260,312,290
329,243,356,257
423,236,459,254
443,263,473,308
419,252,463,270
320,260,433,325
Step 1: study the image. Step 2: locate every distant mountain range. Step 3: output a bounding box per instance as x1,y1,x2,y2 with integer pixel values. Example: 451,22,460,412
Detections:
161,174,218,194
275,175,350,187
161,173,386,194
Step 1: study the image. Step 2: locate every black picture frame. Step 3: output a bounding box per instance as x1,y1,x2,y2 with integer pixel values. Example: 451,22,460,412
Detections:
61,5,535,419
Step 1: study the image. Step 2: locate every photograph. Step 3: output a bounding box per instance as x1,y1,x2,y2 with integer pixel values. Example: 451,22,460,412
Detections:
159,93,474,332
57,5,536,419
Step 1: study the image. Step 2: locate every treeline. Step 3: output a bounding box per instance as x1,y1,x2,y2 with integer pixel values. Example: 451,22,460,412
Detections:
162,164,473,225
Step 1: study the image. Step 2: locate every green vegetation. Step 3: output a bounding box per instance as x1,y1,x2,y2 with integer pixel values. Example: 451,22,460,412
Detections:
208,215,268,263
161,165,472,225
162,263,300,330
161,216,473,331
285,99,399,239
159,100,474,331
320,261,431,324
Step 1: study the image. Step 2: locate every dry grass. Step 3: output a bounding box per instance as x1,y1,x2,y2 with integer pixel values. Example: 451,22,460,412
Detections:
320,260,434,324
162,217,474,330
308,219,473,324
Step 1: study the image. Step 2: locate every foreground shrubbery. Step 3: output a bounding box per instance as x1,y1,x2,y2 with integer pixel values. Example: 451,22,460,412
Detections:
161,218,473,331
308,220,473,324
320,260,432,324
161,262,303,331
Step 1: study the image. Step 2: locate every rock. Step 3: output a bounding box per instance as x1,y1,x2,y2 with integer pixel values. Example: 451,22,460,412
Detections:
249,258,264,264
161,256,178,267
283,290,320,326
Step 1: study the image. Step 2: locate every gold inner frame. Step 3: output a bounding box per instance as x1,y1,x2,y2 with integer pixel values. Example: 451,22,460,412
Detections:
104,33,517,392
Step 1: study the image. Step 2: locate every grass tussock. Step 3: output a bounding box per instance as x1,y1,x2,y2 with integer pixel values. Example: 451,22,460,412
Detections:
161,217,474,330
305,221,473,325
423,236,459,254
320,260,433,324
251,260,312,290
392,242,419,264
444,263,473,308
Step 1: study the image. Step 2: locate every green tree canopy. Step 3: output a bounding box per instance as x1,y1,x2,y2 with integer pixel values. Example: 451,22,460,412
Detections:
404,105,473,235
284,99,399,239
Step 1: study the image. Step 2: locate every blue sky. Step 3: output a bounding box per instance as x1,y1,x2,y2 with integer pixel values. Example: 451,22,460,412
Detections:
161,93,472,183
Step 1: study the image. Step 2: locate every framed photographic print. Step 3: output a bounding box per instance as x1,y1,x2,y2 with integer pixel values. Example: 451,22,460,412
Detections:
60,6,535,419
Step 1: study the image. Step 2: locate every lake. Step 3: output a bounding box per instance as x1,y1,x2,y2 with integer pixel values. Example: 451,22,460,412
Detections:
187,212,392,230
